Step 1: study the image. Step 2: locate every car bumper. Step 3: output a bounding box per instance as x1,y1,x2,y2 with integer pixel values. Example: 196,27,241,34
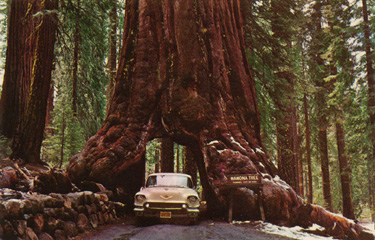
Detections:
134,206,200,218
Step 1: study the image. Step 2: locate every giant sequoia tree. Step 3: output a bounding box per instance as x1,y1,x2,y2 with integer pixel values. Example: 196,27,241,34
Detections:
9,0,59,164
67,0,368,237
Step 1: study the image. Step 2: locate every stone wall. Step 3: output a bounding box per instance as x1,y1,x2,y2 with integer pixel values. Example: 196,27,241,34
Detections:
0,188,125,240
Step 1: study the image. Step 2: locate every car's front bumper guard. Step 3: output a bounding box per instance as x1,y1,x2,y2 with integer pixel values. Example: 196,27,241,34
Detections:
134,206,199,217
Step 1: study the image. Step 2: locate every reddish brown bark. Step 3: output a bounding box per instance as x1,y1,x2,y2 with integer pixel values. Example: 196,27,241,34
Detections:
183,146,197,186
72,0,81,115
106,0,118,111
160,138,174,172
276,104,299,192
68,0,276,216
67,1,369,238
336,122,355,220
303,94,313,203
10,0,59,164
312,0,333,212
0,0,36,138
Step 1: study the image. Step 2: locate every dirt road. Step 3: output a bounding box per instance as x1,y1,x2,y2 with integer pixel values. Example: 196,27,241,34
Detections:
76,218,296,240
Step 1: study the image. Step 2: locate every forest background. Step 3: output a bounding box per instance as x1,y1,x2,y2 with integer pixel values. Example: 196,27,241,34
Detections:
0,0,374,223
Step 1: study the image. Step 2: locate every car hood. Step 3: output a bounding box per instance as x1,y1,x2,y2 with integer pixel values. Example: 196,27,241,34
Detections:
138,186,198,202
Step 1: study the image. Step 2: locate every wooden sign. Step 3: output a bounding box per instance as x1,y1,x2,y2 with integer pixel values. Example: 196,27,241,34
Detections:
226,174,261,185
225,173,265,222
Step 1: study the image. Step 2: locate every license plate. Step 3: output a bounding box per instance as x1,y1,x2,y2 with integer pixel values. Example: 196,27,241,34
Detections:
160,211,172,218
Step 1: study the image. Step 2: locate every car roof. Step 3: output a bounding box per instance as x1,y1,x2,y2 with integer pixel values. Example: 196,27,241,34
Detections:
147,172,192,178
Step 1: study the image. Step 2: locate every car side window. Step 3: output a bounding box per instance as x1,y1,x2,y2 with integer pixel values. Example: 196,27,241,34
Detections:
146,176,157,187
188,178,194,188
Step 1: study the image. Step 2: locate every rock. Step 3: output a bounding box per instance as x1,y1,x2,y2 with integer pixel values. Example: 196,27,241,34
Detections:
4,199,24,219
89,214,99,228
63,221,78,238
359,230,375,240
78,180,106,193
30,214,44,234
0,167,17,188
38,232,54,240
54,229,66,240
65,192,85,209
65,208,78,221
76,213,90,232
2,220,18,239
83,191,96,204
33,169,72,194
44,217,58,234
13,220,27,236
95,192,109,202
0,203,6,221
97,212,105,225
0,224,3,236
25,227,38,240
77,205,88,215
90,203,98,214
85,204,93,215
103,212,110,224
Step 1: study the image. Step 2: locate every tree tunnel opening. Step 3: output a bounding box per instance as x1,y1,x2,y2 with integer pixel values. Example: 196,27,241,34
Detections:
144,138,202,198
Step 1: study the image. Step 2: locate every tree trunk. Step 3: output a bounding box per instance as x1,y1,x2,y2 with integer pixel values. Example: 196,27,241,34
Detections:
176,145,180,173
303,94,313,203
269,0,300,193
107,0,117,112
10,0,59,164
362,0,375,225
297,125,304,197
0,0,34,139
335,122,355,220
67,1,369,237
160,138,174,172
72,0,81,115
184,146,197,186
60,111,66,168
317,105,333,212
312,0,332,212
276,105,298,192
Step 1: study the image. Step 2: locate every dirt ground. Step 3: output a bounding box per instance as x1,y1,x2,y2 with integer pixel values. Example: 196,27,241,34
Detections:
72,217,296,240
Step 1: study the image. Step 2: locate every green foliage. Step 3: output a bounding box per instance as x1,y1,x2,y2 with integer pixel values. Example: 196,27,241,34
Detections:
0,0,7,86
246,0,375,219
42,0,125,166
0,135,11,159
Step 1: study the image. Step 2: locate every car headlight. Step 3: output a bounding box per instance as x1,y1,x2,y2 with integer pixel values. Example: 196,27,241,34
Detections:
135,194,146,203
187,196,198,204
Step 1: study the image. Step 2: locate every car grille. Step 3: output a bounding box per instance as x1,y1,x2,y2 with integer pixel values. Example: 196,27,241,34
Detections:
147,202,183,209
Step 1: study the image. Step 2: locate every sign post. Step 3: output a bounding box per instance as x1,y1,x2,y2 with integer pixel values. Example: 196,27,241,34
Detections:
224,174,265,222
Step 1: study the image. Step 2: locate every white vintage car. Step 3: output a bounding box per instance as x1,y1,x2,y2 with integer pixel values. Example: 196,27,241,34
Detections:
134,173,200,223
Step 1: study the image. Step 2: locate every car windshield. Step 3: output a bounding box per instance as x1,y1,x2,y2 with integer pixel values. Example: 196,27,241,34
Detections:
146,175,193,188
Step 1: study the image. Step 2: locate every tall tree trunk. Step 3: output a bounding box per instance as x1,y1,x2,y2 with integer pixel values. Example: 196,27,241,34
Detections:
60,111,66,168
317,100,332,212
297,124,304,197
0,0,34,139
335,122,355,220
362,0,375,225
160,138,174,172
72,0,81,115
184,146,197,186
176,145,180,173
269,0,299,193
66,1,368,237
276,104,298,192
10,0,59,164
107,0,117,112
312,0,332,212
303,94,313,203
